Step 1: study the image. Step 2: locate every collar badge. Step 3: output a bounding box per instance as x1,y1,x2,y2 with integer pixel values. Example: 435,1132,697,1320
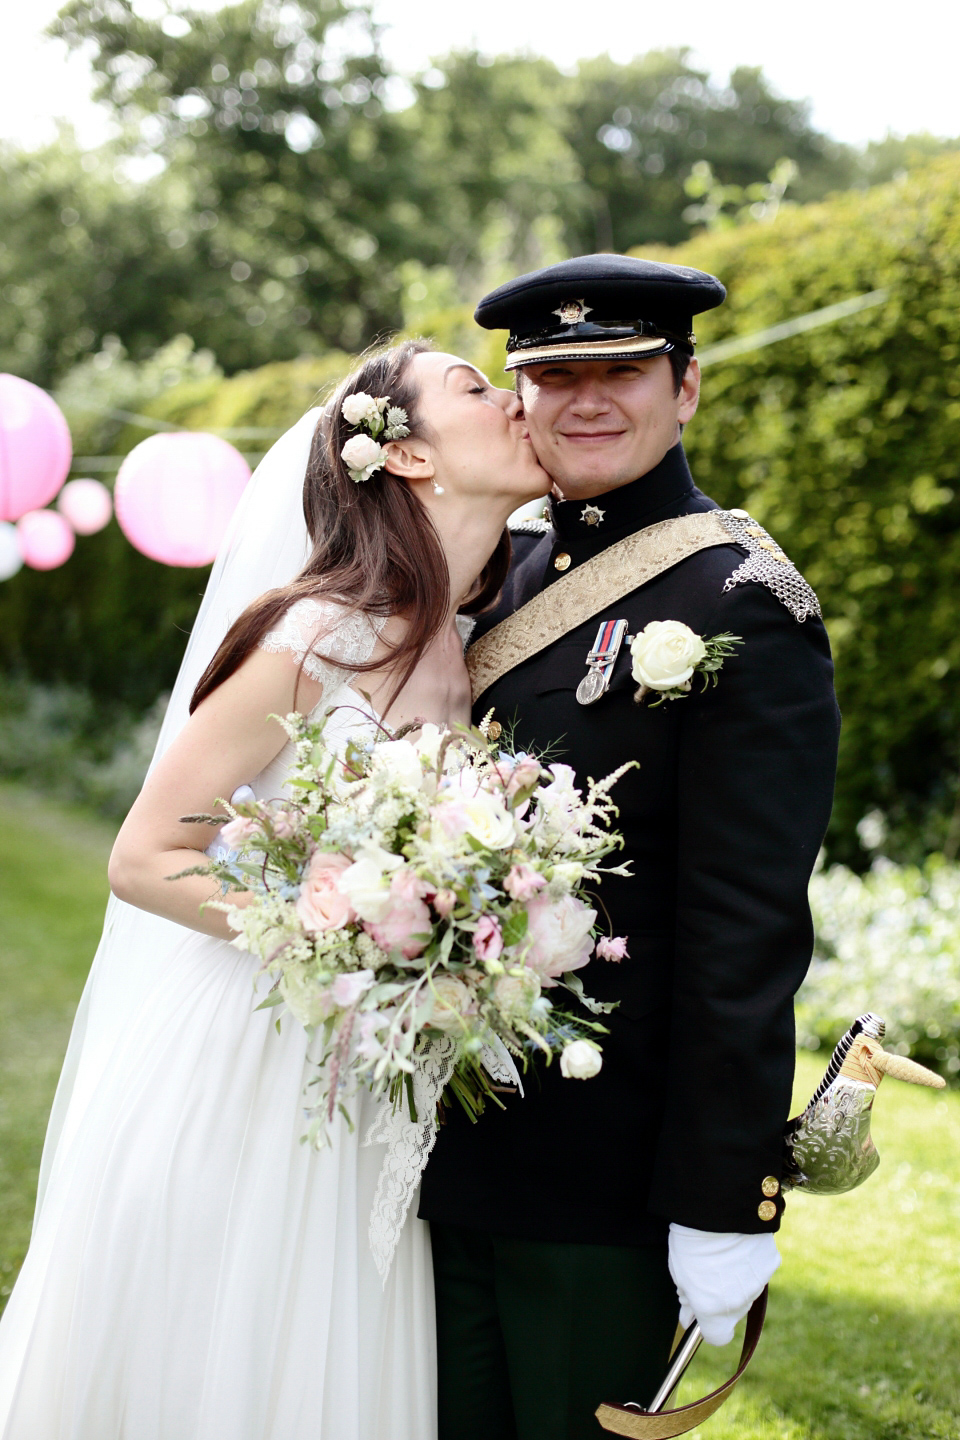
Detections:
552,298,592,325
580,504,605,526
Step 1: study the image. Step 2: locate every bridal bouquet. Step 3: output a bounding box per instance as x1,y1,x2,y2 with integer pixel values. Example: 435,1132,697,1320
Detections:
186,712,632,1145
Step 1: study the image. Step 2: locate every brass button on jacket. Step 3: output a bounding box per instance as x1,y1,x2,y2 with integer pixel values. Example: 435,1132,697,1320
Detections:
553,552,572,572
757,1200,777,1222
761,1176,780,1198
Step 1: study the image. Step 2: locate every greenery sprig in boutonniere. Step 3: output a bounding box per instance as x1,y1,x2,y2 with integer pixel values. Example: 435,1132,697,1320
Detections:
630,621,742,706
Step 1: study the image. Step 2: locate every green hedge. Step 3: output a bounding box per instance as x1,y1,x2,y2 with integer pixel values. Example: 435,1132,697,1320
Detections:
651,156,960,864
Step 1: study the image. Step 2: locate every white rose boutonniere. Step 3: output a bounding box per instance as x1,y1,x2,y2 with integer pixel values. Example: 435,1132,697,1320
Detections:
630,620,742,706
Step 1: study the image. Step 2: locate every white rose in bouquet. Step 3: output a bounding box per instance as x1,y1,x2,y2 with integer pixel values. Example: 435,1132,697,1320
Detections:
524,894,597,986
560,1040,602,1079
630,620,706,691
493,968,541,1020
435,788,516,851
428,974,474,1032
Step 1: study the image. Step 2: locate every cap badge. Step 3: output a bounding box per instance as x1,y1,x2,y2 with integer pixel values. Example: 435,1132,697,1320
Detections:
580,504,605,526
552,299,592,325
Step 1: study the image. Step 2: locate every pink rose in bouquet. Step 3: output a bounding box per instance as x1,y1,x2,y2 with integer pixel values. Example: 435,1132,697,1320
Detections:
296,852,355,934
524,893,597,986
365,869,432,958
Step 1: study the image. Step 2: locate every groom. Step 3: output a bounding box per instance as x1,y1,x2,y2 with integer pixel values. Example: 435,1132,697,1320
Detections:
418,254,841,1438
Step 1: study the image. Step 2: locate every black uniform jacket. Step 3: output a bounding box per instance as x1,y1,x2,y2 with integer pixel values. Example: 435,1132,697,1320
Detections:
418,442,841,1245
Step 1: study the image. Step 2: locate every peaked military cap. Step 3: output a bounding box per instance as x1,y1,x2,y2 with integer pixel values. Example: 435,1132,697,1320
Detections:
475,253,726,370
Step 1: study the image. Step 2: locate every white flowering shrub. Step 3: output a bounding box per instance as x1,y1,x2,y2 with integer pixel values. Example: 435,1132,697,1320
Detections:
798,858,960,1080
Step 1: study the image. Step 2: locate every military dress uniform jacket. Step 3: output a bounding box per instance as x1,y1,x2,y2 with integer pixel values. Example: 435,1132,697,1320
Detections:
418,442,841,1245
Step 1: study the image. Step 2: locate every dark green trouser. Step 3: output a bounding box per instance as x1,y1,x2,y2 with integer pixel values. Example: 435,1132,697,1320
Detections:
431,1224,679,1440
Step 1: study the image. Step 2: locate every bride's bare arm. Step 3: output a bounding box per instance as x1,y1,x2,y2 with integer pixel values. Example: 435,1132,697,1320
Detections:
108,648,324,939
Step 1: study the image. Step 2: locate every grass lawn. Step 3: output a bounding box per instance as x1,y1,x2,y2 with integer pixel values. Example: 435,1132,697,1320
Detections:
0,784,115,1308
1,784,958,1437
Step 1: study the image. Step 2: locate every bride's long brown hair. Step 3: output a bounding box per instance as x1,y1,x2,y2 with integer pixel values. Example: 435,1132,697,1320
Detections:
190,339,511,715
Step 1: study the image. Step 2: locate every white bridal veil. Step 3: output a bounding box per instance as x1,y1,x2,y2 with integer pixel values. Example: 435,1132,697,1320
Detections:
34,408,323,1220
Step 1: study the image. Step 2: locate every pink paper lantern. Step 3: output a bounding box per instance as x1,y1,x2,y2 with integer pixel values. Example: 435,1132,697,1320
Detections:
57,477,113,535
0,374,73,521
17,509,76,570
114,432,252,567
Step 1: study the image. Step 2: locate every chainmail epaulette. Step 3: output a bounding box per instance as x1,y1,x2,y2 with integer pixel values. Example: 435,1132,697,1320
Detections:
716,510,821,623
508,516,552,537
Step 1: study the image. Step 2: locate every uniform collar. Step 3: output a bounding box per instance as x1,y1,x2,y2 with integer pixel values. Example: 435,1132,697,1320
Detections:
548,442,696,544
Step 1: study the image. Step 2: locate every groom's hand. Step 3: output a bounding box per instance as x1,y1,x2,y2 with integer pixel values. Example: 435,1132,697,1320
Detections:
667,1223,781,1346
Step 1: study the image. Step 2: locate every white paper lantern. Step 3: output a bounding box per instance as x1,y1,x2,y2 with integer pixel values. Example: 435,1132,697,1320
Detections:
0,520,22,580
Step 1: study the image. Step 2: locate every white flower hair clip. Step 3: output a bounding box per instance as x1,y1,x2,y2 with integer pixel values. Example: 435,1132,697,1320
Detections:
339,391,410,483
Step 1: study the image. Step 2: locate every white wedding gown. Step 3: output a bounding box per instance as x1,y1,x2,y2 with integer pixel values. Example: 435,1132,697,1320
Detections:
0,599,437,1440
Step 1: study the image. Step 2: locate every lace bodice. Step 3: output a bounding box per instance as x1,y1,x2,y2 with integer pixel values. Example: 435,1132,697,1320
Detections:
260,596,386,697
247,598,385,805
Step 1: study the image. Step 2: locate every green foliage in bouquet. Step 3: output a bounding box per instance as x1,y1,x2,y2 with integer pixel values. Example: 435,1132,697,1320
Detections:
180,712,633,1146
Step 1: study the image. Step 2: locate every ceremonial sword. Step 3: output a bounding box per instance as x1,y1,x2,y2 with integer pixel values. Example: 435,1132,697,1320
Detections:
595,1013,946,1438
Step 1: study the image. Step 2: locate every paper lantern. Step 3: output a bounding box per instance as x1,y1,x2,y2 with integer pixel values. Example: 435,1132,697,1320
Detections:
17,509,76,570
57,477,113,535
114,432,251,567
0,374,73,521
0,521,22,580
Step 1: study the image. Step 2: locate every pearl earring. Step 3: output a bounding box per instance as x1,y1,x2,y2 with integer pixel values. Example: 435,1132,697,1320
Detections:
432,481,445,495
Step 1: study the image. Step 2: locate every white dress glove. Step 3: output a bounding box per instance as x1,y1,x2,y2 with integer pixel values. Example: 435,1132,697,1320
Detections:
668,1224,781,1346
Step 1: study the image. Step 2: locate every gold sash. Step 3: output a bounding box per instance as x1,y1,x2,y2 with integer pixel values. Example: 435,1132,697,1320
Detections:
467,510,733,700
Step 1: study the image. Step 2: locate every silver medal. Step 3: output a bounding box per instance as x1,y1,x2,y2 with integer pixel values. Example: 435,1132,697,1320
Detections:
576,668,607,705
575,619,629,706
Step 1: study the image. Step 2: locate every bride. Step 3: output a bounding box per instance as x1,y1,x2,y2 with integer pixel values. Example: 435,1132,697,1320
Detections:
0,339,549,1439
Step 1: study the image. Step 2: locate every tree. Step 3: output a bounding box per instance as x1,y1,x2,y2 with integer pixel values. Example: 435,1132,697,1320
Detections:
560,53,858,252
53,0,444,360
0,132,209,387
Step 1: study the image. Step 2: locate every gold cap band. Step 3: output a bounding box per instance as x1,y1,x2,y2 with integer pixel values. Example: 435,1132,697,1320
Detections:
504,334,672,370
